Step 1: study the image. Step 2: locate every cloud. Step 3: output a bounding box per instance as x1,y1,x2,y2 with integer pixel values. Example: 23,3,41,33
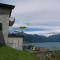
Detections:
0,0,60,26
11,0,60,26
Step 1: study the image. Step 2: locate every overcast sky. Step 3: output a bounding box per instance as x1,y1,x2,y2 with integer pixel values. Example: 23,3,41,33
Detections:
0,0,60,27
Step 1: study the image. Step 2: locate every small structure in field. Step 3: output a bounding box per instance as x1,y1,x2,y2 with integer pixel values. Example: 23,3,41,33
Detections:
0,3,23,50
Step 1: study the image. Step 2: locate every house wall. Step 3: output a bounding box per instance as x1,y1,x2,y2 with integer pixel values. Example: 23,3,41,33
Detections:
8,37,23,50
0,15,9,43
0,7,13,43
0,8,10,15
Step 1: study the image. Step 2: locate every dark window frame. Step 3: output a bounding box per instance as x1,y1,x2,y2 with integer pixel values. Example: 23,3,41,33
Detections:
0,23,2,31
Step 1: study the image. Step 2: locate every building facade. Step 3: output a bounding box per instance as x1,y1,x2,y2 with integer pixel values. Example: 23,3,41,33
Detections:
0,3,23,50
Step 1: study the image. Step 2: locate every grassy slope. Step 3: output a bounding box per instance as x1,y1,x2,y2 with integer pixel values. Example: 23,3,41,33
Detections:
51,50,60,60
0,46,39,60
1,45,60,60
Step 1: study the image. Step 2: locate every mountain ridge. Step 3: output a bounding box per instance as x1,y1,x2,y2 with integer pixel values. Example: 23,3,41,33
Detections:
23,32,60,43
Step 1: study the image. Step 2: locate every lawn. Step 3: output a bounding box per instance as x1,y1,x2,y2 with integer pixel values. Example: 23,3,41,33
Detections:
0,45,39,60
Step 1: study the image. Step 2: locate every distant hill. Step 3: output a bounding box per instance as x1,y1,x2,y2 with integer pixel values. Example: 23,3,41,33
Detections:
23,33,60,43
48,34,60,42
23,34,47,43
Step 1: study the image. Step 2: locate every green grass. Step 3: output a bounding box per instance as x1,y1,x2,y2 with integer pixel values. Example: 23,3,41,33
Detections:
0,45,39,60
2,45,60,60
51,50,60,60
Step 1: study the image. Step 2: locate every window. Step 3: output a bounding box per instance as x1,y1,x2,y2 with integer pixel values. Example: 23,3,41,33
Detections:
0,23,2,31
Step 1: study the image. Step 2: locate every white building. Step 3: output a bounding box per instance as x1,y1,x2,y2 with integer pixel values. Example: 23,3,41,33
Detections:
0,3,23,50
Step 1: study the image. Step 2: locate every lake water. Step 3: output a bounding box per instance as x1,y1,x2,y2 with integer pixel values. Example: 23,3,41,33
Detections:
24,42,60,51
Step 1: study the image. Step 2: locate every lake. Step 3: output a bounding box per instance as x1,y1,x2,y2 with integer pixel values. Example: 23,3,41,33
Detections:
24,42,60,51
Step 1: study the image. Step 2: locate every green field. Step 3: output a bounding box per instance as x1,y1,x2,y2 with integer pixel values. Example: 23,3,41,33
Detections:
50,50,60,60
1,45,60,60
0,45,39,60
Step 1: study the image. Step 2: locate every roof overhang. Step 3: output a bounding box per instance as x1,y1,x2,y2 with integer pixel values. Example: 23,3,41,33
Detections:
0,3,15,9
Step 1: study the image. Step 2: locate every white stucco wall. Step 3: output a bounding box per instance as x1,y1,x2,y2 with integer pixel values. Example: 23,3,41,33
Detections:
0,15,9,43
8,37,23,50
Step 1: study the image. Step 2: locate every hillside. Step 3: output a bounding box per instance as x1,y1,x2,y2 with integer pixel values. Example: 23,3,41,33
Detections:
0,45,39,60
23,33,60,43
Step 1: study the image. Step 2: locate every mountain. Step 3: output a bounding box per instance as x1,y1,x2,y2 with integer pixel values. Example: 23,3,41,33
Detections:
48,34,60,42
23,33,60,43
23,34,47,43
